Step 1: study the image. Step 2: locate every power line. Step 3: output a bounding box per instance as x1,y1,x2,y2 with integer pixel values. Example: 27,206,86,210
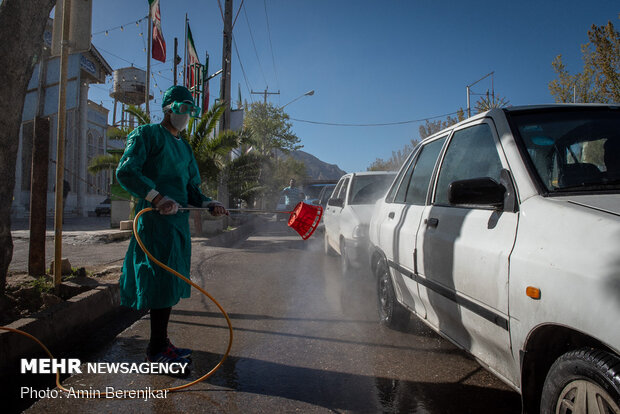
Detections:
97,46,141,67
139,18,148,53
217,0,225,23
232,35,254,103
242,2,268,87
232,0,245,29
263,0,279,91
290,111,461,127
92,16,148,36
96,47,174,83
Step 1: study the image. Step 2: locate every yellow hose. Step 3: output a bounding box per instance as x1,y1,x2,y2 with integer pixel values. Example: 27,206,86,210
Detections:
0,207,234,396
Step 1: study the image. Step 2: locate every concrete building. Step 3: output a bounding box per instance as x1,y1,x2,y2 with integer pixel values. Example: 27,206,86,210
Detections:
12,25,113,219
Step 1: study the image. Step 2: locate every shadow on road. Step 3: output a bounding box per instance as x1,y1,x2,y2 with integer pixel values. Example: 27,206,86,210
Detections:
190,350,522,413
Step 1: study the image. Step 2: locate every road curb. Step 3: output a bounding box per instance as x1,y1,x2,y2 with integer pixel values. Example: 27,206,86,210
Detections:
0,283,120,371
0,216,260,372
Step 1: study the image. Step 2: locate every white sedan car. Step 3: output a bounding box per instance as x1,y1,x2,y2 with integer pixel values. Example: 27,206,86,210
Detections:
368,104,620,413
324,171,396,275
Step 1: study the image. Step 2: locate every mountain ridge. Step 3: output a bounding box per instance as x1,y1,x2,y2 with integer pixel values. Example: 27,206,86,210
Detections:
286,150,347,180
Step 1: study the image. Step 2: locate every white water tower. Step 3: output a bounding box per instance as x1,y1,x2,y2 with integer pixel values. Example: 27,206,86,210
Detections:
109,66,153,127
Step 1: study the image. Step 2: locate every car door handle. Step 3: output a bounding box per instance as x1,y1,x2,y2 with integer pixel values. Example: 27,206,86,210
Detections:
388,212,395,219
426,217,439,228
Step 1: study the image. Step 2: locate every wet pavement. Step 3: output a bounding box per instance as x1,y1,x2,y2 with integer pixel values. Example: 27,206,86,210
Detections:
22,220,521,413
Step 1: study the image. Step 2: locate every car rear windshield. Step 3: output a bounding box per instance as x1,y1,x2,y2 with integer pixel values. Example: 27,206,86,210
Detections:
304,185,329,199
508,108,620,193
350,174,396,205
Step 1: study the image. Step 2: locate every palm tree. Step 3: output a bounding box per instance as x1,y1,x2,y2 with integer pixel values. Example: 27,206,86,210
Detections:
475,93,510,113
89,105,150,175
89,102,263,212
88,105,149,203
226,151,271,207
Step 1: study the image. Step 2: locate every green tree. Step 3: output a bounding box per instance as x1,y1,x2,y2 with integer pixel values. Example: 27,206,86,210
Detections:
419,108,466,139
549,21,620,103
88,105,150,176
226,152,269,206
89,102,246,203
368,140,419,171
182,102,245,196
88,106,150,201
239,102,309,207
369,107,471,171
270,157,308,206
0,0,56,293
243,102,302,155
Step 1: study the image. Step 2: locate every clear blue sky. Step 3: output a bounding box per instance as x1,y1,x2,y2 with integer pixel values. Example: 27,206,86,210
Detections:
86,0,619,173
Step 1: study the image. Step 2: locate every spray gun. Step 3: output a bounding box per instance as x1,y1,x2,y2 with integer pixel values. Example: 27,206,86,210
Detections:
177,201,324,240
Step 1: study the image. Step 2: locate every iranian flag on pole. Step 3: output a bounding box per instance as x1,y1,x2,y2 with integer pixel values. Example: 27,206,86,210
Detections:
185,24,200,95
149,0,166,62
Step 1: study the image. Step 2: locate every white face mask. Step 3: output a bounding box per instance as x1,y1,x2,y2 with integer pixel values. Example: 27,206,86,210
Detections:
169,112,190,131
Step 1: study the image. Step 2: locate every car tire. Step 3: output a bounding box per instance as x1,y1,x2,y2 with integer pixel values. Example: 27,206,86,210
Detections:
324,232,336,256
375,257,409,331
540,348,620,414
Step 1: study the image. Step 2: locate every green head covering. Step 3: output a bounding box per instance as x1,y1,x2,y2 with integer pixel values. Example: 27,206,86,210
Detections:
162,86,194,109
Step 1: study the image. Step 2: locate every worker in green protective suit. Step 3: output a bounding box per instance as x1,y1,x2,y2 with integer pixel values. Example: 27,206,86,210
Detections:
116,85,228,371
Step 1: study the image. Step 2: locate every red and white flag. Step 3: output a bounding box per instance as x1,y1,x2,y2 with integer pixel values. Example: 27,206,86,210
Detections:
149,0,166,62
185,24,200,98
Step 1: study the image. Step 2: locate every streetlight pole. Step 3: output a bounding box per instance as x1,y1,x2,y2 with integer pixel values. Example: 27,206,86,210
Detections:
466,71,494,118
280,90,315,109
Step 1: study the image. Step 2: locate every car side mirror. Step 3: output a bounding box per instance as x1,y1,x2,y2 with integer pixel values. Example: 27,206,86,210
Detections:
448,177,506,209
327,198,344,207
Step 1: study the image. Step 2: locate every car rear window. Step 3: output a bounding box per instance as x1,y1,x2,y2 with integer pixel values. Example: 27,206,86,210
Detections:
349,174,396,205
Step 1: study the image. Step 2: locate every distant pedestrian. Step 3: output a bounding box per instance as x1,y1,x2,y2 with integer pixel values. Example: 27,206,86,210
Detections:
53,179,71,202
281,178,305,210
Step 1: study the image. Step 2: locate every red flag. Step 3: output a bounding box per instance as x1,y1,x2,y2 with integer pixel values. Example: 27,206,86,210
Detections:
149,0,166,63
185,24,200,98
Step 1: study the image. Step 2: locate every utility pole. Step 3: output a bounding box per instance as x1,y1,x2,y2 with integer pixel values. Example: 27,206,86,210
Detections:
219,0,233,132
466,71,494,118
251,88,280,104
53,0,72,288
183,14,188,87
29,45,51,276
217,0,233,207
173,37,179,85
145,4,152,116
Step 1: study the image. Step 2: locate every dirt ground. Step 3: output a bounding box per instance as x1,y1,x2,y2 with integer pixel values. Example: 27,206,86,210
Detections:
1,265,121,326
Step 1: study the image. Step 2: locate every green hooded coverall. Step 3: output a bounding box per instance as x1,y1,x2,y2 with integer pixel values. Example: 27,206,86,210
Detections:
116,123,210,310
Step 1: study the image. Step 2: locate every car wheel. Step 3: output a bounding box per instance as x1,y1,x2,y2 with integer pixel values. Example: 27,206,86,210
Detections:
541,348,620,414
324,232,336,256
375,257,409,330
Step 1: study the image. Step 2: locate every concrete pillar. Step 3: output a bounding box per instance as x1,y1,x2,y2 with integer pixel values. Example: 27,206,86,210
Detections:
77,80,89,216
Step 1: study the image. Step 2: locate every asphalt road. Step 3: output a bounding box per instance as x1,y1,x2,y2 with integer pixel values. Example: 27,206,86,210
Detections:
25,220,521,413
